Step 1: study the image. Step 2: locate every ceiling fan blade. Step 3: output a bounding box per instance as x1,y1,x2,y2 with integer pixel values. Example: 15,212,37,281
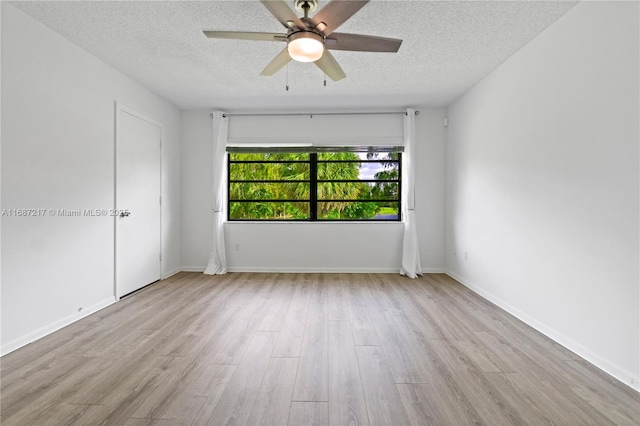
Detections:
325,33,402,52
261,48,292,76
260,0,305,29
203,31,286,42
310,0,369,36
314,50,346,81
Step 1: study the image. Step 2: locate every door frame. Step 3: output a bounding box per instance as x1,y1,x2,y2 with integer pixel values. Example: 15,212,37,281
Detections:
114,102,163,300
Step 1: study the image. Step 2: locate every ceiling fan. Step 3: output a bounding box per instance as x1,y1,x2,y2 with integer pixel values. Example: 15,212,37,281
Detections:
203,0,403,82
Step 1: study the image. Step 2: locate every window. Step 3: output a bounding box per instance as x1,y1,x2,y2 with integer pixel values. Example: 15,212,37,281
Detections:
228,150,401,221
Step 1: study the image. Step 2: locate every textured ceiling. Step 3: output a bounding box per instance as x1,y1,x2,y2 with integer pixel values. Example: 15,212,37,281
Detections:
9,0,577,110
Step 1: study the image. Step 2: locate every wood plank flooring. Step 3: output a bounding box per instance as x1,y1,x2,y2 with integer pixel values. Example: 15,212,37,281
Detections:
1,272,638,425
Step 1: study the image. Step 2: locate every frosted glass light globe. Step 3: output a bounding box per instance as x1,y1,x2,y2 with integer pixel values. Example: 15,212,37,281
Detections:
287,31,324,63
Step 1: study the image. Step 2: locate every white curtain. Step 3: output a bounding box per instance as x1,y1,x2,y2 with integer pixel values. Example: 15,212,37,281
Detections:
400,108,422,279
204,111,228,275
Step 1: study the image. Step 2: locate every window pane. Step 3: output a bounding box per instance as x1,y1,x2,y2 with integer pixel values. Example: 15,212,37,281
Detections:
230,153,310,162
317,162,359,181
317,152,399,161
229,202,309,220
317,161,398,181
227,150,401,221
317,152,361,161
229,162,310,181
366,152,400,161
230,183,310,200
317,152,399,181
317,202,399,220
369,182,400,200
317,182,399,200
317,182,371,201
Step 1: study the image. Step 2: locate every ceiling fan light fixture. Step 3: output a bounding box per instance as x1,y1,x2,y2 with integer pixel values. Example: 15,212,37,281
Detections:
287,31,324,63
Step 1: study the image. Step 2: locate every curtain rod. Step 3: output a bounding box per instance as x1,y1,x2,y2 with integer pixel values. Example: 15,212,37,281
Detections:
219,111,419,118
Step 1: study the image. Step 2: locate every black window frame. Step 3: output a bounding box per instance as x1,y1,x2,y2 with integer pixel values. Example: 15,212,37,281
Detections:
227,150,402,222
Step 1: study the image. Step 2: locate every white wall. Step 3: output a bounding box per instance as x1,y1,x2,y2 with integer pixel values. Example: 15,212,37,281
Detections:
445,1,639,389
181,107,446,273
1,4,182,353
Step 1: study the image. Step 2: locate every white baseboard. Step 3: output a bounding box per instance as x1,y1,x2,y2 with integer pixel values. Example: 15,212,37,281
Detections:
162,268,182,279
180,266,206,272
1,296,116,356
182,266,447,275
226,266,401,273
445,270,640,393
421,268,446,274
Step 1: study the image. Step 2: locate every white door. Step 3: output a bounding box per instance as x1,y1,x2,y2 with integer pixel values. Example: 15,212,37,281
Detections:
116,106,162,298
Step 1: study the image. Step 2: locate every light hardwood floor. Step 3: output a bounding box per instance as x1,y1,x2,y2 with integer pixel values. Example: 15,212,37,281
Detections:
1,272,638,425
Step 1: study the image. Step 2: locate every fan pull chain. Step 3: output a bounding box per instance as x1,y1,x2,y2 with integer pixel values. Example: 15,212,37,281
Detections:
323,73,327,87
286,63,289,91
